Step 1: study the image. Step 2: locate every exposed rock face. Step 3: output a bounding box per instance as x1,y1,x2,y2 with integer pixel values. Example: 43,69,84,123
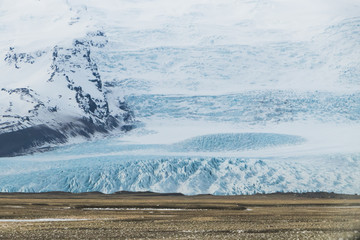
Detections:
0,31,134,157
49,31,109,120
4,48,38,69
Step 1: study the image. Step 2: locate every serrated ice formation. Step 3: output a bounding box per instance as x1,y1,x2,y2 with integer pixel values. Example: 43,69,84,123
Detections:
0,0,359,194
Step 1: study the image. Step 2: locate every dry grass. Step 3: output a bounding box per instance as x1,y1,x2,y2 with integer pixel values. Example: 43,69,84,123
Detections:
0,192,359,239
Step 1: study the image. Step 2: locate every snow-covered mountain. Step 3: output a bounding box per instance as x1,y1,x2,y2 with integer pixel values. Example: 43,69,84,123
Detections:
0,1,134,156
0,0,360,194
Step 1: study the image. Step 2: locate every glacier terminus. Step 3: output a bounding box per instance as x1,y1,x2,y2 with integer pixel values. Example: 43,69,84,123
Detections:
0,0,359,195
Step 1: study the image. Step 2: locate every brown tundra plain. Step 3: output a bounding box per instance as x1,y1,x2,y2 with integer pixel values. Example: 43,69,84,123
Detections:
0,191,359,239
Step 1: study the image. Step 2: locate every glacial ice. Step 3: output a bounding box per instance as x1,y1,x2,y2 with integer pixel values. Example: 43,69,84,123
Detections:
0,153,359,195
0,0,359,195
170,133,305,152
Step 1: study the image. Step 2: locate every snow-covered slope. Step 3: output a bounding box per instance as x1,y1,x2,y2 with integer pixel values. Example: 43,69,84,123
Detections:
0,1,134,156
0,0,359,194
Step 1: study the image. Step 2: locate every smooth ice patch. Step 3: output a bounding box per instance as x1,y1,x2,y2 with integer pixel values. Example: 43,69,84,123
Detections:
170,133,305,152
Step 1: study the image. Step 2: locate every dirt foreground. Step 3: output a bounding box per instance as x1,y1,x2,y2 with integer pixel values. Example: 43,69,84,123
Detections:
0,191,359,239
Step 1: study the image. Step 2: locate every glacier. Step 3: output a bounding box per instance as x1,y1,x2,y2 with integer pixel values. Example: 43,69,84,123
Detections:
0,0,360,194
0,139,359,194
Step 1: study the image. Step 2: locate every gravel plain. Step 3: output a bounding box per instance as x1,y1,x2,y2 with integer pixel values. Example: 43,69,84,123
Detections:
0,192,359,239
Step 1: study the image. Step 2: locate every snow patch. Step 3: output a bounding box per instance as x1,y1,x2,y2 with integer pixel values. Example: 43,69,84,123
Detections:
0,218,89,222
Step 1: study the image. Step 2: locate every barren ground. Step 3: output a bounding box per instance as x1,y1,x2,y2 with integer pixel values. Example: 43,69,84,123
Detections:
0,192,359,239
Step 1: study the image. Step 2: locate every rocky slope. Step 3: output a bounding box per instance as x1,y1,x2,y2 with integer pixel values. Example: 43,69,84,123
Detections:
0,30,134,157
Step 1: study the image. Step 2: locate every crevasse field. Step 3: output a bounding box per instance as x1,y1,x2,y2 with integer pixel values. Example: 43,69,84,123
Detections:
0,0,360,194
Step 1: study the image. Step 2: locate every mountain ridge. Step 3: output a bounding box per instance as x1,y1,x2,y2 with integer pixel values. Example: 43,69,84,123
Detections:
0,30,134,157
